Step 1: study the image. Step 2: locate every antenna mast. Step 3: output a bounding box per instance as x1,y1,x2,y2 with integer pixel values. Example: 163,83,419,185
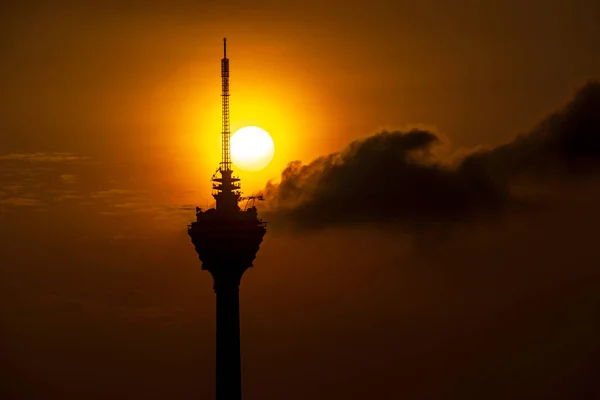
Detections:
221,37,231,172
212,38,240,212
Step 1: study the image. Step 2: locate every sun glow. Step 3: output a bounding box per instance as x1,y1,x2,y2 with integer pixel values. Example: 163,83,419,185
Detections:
231,126,275,171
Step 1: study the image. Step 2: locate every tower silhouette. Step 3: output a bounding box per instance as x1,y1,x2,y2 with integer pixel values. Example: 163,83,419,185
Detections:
188,38,267,400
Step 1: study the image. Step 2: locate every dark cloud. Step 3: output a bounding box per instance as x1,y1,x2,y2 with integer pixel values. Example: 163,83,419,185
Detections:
461,81,600,182
263,81,600,230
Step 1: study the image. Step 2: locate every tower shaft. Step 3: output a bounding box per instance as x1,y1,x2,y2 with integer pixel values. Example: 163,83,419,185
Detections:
216,284,242,400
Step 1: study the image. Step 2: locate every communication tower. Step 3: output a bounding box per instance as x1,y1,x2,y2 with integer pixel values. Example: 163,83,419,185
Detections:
188,38,267,400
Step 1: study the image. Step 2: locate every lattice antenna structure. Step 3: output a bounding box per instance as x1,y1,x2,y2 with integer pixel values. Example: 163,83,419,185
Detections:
221,38,231,172
211,38,241,213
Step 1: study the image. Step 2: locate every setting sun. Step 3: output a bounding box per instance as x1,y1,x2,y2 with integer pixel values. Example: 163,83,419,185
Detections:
231,126,275,171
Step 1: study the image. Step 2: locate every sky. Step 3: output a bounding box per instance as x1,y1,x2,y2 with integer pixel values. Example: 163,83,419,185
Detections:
1,1,600,399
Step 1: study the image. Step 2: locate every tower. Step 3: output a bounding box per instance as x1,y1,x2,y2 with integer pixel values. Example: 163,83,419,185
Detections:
188,39,267,400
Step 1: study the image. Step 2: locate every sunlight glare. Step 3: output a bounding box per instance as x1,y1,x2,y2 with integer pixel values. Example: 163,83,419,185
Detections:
231,126,275,171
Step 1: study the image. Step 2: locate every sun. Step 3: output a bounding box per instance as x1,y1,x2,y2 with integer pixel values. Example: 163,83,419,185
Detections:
230,126,275,171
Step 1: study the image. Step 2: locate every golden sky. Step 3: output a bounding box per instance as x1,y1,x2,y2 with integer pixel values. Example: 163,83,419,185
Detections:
2,0,599,197
1,1,600,398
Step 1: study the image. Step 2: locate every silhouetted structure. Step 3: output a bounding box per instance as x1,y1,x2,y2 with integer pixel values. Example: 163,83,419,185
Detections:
188,38,267,400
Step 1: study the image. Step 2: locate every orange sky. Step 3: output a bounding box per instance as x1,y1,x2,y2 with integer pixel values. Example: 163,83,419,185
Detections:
2,0,599,200
2,1,600,399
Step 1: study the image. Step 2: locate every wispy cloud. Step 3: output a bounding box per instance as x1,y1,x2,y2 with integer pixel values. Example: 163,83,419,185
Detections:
150,204,196,220
59,174,78,184
114,202,144,209
54,194,84,201
91,189,143,199
0,197,41,206
100,201,195,221
0,151,89,209
100,211,121,216
0,152,87,163
2,185,25,193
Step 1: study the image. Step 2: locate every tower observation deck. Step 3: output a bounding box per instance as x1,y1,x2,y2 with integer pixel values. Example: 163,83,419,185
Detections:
188,38,267,400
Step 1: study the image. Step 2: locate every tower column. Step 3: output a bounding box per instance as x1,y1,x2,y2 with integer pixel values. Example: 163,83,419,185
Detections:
188,39,266,400
215,282,242,400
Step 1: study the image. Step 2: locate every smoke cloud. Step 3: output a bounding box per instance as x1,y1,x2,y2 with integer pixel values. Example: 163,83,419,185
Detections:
263,81,600,230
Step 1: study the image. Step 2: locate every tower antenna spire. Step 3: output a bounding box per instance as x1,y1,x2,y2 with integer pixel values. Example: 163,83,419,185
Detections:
209,37,240,212
221,37,231,173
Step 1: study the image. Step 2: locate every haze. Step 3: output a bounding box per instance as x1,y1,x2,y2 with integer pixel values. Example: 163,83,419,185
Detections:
1,1,600,399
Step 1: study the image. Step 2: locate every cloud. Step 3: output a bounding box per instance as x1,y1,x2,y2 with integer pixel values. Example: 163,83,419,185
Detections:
2,185,25,193
0,152,87,163
91,189,143,199
109,202,195,218
461,81,600,181
263,81,600,231
262,129,506,230
59,174,78,184
0,152,88,207
114,202,144,209
150,204,196,221
0,197,41,207
54,194,84,201
95,198,195,226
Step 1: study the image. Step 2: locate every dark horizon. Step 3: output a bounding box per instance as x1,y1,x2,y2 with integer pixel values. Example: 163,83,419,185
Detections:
2,1,600,399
